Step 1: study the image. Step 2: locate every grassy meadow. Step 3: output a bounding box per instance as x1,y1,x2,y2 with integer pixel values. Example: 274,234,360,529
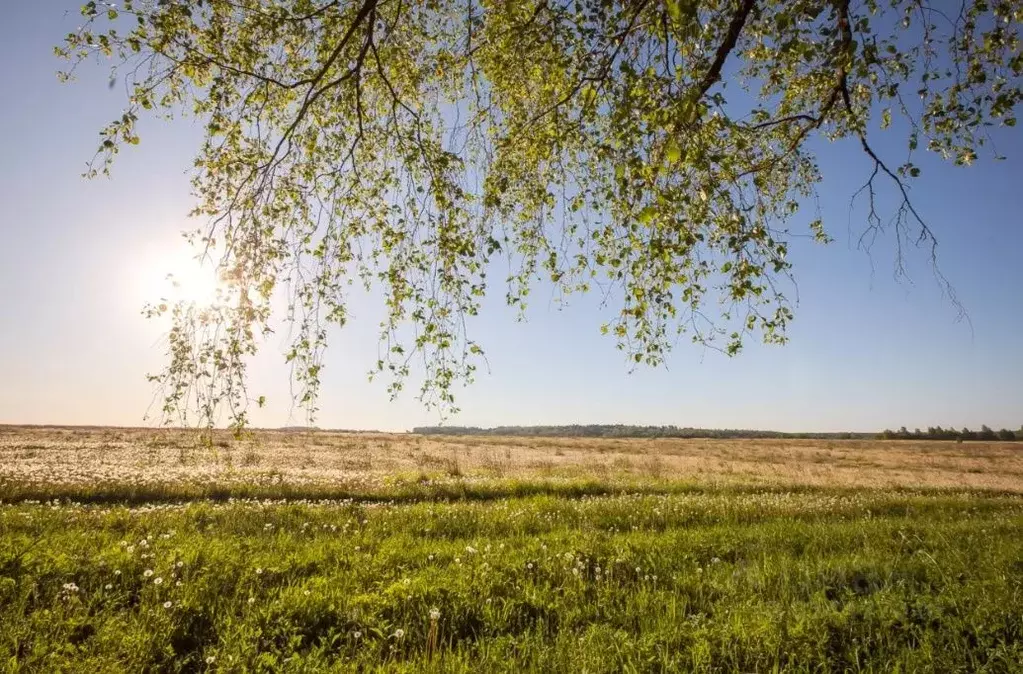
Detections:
2,427,1023,672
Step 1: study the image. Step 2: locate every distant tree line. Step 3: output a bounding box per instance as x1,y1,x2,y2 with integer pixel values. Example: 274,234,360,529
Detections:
411,424,1023,441
878,426,1023,442
412,425,875,440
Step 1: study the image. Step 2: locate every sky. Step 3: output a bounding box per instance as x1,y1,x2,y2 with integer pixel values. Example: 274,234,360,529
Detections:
0,3,1020,433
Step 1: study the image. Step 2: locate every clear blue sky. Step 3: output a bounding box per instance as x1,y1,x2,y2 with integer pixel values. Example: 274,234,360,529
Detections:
1,3,1020,432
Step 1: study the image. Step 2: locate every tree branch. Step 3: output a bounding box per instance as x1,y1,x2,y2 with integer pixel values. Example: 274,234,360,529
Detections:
693,0,757,101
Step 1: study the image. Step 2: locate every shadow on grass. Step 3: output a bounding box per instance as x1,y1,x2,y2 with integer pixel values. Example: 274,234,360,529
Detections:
2,475,1021,507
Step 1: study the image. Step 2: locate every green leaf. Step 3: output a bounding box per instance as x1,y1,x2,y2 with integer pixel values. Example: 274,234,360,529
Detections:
665,140,682,163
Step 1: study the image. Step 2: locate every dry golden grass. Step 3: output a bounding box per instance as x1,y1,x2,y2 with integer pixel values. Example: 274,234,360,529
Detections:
2,424,1022,492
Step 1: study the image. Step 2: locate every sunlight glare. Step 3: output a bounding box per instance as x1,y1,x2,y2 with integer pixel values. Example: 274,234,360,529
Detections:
138,245,226,308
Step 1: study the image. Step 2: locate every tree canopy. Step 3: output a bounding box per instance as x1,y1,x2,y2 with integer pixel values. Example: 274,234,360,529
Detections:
57,0,1022,426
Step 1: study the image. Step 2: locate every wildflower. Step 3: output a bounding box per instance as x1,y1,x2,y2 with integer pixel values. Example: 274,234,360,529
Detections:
105,584,113,590
393,629,405,639
429,607,441,621
154,577,163,585
304,590,310,596
248,597,255,604
176,561,184,568
527,562,533,570
353,631,362,639
428,554,435,561
143,569,154,578
163,601,173,609
255,567,263,575
114,570,121,576
206,656,215,664
465,545,477,554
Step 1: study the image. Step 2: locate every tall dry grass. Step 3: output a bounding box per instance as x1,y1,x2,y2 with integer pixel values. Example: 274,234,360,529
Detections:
2,425,1022,493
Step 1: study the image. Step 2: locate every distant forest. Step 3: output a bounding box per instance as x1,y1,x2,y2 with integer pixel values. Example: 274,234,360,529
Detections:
411,424,1023,441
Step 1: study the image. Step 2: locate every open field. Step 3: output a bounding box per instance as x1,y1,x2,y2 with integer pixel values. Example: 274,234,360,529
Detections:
3,427,1023,672
3,426,1023,500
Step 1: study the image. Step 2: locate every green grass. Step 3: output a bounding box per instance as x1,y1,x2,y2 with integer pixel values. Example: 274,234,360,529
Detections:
3,488,1023,672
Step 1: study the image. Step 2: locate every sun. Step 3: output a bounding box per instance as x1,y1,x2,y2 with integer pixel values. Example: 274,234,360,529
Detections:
165,261,223,306
137,244,226,308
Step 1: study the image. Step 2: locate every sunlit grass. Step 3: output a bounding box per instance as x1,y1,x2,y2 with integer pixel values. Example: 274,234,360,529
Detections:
2,427,1023,671
3,491,1023,671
